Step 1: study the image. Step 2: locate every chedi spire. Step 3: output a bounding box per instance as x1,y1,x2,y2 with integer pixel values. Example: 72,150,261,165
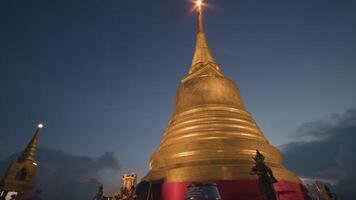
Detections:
189,0,220,74
18,123,43,163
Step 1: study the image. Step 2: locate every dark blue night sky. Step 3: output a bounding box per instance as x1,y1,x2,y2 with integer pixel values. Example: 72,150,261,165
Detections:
1,0,356,198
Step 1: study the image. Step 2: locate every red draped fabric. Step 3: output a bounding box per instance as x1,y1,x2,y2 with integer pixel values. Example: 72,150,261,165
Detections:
274,181,310,200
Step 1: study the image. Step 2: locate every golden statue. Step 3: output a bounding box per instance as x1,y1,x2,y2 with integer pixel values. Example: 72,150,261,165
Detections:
112,173,137,200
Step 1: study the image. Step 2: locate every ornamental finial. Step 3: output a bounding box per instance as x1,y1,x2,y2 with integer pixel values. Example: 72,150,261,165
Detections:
189,0,219,74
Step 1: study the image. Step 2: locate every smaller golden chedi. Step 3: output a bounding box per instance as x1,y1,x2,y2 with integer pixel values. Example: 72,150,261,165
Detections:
0,124,44,200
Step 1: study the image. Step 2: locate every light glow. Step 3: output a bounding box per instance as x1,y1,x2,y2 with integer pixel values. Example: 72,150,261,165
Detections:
37,123,44,129
191,0,208,13
197,0,203,9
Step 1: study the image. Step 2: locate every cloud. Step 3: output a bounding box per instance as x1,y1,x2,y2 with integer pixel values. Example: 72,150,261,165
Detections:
281,107,356,199
0,148,121,200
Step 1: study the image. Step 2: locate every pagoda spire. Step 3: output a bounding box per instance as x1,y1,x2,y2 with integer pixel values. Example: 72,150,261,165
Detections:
189,0,220,74
18,123,44,163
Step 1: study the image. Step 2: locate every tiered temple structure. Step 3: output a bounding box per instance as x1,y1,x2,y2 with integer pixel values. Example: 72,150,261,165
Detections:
143,2,308,200
0,124,43,200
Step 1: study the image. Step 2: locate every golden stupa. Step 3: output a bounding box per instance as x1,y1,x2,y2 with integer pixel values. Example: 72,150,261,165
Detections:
0,124,43,199
144,1,301,185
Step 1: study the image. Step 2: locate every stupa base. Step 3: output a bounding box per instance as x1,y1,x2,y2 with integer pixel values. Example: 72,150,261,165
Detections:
158,180,309,200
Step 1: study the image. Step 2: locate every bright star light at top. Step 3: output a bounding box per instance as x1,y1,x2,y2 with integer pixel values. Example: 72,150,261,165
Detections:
190,0,209,13
197,0,203,9
37,123,44,129
193,0,205,12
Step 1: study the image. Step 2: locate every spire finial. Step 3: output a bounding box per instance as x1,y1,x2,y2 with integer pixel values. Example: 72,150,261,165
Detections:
197,0,204,33
189,0,219,74
18,123,44,163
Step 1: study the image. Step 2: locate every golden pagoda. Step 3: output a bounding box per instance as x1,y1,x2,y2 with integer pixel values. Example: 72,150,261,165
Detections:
143,1,307,199
0,124,44,200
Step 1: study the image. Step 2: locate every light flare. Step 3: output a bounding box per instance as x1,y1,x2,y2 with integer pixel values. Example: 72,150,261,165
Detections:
191,0,204,12
190,0,209,13
37,123,44,129
197,0,203,9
